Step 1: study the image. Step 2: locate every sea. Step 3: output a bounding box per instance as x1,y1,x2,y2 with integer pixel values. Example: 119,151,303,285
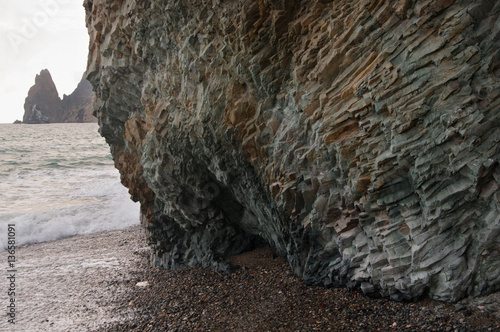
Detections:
0,123,140,250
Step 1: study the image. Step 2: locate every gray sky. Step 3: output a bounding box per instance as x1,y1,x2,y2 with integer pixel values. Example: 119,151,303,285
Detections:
0,0,89,123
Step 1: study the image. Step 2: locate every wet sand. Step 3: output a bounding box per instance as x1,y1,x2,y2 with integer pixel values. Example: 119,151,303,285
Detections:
0,226,498,331
0,226,147,331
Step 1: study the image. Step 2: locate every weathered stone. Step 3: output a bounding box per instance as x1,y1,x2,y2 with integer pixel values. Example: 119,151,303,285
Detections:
23,69,61,124
60,74,97,123
84,0,500,302
23,69,96,124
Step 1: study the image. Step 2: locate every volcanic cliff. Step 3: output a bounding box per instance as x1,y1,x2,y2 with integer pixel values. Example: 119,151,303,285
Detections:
84,0,500,302
23,69,96,124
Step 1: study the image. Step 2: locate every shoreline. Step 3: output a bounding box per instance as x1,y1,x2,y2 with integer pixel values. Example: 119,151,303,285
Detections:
0,226,149,331
0,226,498,331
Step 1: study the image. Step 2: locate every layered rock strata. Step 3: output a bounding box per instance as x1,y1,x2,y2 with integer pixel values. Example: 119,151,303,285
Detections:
23,69,96,123
84,0,500,301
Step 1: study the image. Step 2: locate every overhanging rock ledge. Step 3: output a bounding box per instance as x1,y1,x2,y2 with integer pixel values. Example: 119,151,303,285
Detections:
84,0,500,301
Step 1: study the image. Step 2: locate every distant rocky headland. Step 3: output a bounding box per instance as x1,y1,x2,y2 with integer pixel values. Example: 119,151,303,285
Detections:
19,69,96,124
84,0,500,302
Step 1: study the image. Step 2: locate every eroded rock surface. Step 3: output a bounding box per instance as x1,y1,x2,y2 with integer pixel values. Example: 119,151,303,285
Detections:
84,0,500,301
23,69,96,123
23,69,61,124
61,73,96,123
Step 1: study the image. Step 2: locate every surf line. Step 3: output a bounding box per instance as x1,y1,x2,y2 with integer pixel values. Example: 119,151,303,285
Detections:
6,224,16,324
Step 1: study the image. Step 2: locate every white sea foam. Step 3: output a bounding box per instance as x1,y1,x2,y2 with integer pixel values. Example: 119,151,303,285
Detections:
1,205,138,250
0,123,140,250
0,176,139,250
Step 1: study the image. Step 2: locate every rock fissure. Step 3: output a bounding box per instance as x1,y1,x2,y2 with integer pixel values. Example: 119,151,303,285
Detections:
85,0,500,301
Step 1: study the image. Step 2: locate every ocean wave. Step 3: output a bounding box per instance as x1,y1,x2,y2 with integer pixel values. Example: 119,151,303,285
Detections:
0,196,139,251
0,123,140,250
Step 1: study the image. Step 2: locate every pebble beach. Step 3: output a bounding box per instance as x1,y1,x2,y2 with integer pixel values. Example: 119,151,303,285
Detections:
1,226,498,331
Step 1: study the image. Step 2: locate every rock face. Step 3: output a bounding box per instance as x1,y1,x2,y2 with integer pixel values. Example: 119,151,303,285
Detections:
23,69,61,124
23,69,96,123
84,0,500,302
61,74,96,123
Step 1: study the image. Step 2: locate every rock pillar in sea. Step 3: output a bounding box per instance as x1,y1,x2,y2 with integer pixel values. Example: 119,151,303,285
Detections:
23,69,62,123
23,69,96,123
84,0,500,301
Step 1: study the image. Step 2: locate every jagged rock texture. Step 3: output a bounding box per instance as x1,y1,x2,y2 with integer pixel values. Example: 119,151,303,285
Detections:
61,74,96,123
23,69,96,123
84,0,500,301
23,69,61,124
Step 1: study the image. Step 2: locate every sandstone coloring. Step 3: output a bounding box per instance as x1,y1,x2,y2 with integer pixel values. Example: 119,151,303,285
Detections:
84,0,500,301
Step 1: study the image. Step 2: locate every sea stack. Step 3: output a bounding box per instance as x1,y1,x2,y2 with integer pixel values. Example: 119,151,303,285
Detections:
23,69,61,124
23,69,96,123
84,0,500,302
60,73,96,123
